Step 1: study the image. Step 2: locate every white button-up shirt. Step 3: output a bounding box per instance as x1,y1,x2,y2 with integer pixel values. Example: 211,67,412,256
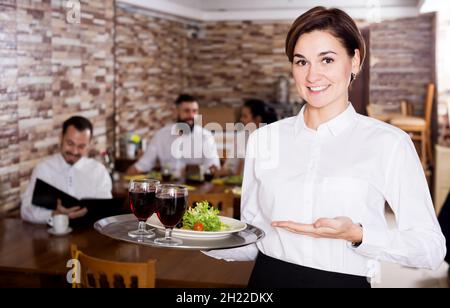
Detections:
135,124,221,177
21,154,112,224
206,103,446,278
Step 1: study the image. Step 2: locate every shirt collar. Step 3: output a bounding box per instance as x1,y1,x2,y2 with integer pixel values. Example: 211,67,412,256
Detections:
57,153,86,171
295,103,358,136
171,123,202,136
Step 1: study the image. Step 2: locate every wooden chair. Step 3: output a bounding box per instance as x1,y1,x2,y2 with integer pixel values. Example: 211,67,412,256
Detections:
400,100,414,116
366,103,391,122
389,83,435,168
366,102,408,122
70,244,156,288
188,192,235,217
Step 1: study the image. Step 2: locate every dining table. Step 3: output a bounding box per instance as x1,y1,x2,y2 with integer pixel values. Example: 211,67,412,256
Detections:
0,217,255,288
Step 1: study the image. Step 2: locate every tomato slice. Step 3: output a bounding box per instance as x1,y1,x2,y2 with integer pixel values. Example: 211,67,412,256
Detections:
193,222,204,231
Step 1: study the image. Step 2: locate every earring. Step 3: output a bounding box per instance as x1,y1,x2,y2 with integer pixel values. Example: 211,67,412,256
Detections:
351,73,356,82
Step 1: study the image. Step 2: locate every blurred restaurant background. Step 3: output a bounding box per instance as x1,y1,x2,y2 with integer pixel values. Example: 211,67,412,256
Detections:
1,0,450,288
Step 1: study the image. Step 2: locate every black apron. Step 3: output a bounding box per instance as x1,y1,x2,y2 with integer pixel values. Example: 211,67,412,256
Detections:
248,252,371,288
438,192,450,264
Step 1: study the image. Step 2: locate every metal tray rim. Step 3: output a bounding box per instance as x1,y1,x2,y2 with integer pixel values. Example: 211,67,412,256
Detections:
94,214,265,250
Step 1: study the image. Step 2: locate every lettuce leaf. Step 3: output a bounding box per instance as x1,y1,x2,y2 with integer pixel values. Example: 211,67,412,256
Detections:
182,201,229,231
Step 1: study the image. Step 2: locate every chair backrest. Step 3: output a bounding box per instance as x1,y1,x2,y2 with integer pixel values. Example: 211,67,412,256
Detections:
70,244,156,288
424,83,435,126
188,193,235,217
365,103,377,118
365,103,395,122
400,100,414,116
366,103,391,117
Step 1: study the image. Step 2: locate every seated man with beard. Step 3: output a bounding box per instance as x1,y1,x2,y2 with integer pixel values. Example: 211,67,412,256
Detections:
126,94,221,178
21,116,113,224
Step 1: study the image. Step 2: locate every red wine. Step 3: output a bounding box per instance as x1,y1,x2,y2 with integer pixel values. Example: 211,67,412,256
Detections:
129,191,156,221
156,195,187,227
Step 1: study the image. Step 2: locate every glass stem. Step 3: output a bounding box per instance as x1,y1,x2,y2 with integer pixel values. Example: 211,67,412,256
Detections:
138,221,146,233
165,227,172,239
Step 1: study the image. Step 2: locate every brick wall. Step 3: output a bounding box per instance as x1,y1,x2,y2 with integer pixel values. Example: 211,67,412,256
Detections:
114,4,193,148
369,14,436,116
0,0,114,213
0,0,19,212
188,20,295,107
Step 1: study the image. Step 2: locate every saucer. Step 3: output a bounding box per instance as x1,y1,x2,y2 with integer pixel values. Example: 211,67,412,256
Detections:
48,227,72,236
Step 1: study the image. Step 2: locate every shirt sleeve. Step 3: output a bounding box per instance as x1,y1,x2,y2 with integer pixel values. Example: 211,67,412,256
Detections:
134,135,159,173
202,132,260,261
20,165,53,224
95,165,113,199
354,134,446,270
202,132,221,169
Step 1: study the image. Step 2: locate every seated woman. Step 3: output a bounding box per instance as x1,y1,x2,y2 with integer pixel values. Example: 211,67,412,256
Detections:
220,99,278,176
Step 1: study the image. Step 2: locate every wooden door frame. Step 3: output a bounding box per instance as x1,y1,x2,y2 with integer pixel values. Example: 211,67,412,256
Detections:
349,27,370,115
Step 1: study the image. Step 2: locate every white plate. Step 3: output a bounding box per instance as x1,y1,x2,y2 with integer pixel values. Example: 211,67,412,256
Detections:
48,227,72,236
146,214,247,239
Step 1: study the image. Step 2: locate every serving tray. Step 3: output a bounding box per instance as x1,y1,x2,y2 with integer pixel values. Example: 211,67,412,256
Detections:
94,214,265,250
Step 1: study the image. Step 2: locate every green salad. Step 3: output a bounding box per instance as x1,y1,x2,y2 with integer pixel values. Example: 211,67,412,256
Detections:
181,201,229,232
223,175,243,185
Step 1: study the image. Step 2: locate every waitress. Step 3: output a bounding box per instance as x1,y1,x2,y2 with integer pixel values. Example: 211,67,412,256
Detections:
205,6,446,288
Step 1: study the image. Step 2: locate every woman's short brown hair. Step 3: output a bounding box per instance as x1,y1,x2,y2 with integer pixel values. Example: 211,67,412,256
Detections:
285,6,366,68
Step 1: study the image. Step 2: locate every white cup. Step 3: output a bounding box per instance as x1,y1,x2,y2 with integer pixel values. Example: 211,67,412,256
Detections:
48,214,69,234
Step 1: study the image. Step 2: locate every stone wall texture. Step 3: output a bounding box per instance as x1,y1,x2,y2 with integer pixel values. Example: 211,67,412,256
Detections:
369,14,436,116
0,2,445,212
114,5,193,148
0,0,114,212
0,0,19,212
188,20,294,107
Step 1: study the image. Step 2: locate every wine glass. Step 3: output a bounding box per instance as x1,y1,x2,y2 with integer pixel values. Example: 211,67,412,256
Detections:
154,184,188,246
128,178,160,239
